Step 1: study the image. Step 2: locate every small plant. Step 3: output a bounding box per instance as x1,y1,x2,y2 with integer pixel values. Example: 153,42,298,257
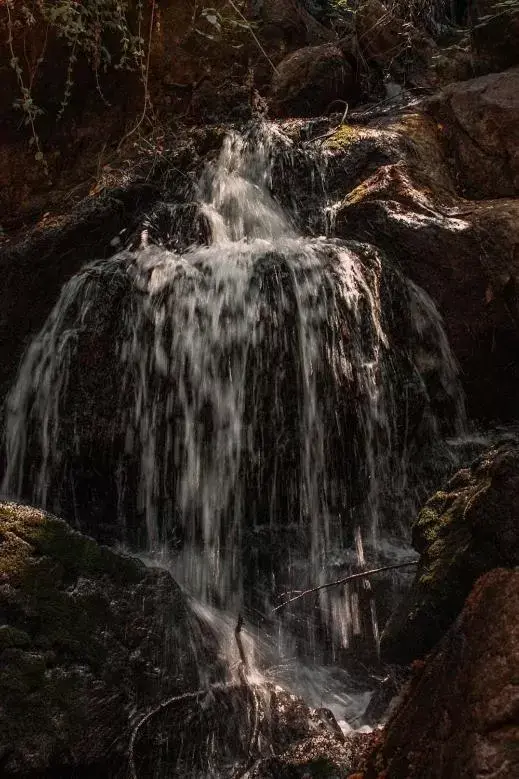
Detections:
2,0,272,170
3,0,149,169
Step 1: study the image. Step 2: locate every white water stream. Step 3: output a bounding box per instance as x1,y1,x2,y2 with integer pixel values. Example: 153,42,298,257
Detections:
2,123,466,750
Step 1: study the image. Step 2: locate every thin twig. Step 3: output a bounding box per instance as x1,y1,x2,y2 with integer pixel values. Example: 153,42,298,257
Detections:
307,101,349,145
227,0,278,73
117,0,156,151
273,560,419,612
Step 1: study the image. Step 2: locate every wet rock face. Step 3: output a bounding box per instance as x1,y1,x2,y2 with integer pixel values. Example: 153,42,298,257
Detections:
0,183,160,402
380,442,519,664
0,502,204,777
272,43,357,116
0,501,379,778
368,569,519,779
330,106,519,421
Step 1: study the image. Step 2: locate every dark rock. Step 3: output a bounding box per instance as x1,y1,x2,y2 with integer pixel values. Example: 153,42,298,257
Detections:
259,0,336,50
0,183,160,401
380,442,519,664
368,569,519,779
471,4,519,73
361,671,408,727
271,43,357,117
0,501,208,777
191,79,258,123
355,0,402,66
428,66,519,198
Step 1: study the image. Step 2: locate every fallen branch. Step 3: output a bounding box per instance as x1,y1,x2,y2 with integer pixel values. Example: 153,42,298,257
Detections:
273,560,419,612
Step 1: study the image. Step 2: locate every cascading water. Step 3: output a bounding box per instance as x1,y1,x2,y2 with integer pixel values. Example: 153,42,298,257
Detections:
1,122,465,751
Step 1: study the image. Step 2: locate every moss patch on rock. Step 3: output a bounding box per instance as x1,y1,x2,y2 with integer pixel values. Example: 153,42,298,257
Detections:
380,442,519,664
0,502,200,777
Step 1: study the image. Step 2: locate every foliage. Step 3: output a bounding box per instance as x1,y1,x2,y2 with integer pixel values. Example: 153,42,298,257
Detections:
2,1,269,167
3,0,150,169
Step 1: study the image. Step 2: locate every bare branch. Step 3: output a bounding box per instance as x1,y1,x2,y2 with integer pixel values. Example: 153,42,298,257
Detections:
272,560,419,612
128,688,208,779
227,0,279,73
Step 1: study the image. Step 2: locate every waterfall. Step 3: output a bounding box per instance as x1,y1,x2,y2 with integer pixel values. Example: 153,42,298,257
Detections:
1,122,465,663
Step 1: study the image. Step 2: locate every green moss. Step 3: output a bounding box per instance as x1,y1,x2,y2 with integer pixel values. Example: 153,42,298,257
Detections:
342,180,371,206
323,124,365,151
0,503,142,584
0,502,148,668
0,501,194,774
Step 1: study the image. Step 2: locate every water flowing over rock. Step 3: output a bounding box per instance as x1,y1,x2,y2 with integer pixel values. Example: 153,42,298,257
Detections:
329,105,519,421
0,501,377,778
1,122,465,667
2,4,519,777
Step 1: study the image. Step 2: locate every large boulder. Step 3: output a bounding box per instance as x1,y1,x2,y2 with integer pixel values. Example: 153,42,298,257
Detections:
259,0,335,51
271,43,357,116
0,501,207,777
380,442,519,664
354,0,403,66
429,67,519,199
328,109,519,421
367,569,519,779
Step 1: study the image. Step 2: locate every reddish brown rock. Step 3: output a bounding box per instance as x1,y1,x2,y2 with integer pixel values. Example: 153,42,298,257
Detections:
429,66,519,198
355,0,403,66
271,43,357,117
367,569,519,779
329,110,519,421
471,2,519,73
259,0,335,52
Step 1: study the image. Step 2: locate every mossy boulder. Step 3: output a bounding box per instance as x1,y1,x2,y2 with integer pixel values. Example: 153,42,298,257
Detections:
0,502,203,777
380,442,519,664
